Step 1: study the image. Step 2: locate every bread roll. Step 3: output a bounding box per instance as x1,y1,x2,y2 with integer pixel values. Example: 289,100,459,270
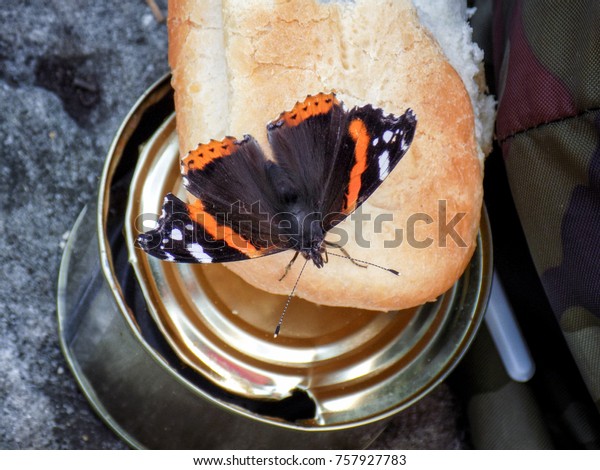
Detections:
167,0,494,311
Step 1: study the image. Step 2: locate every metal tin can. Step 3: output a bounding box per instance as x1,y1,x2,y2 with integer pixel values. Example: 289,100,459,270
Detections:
57,74,492,449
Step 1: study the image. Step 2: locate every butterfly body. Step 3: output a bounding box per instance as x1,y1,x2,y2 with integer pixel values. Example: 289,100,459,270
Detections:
137,92,417,272
276,208,327,268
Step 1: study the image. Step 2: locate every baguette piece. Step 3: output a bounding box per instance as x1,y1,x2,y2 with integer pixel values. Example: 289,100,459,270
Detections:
167,0,493,311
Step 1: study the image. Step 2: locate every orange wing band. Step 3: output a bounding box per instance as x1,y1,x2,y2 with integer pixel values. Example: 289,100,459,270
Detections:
344,118,370,212
187,199,262,257
272,92,340,127
181,136,238,174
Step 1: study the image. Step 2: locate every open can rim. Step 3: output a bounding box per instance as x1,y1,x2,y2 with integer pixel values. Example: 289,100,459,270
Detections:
57,73,493,448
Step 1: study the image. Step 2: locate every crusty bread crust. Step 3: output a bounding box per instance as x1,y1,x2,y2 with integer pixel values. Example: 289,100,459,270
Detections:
167,0,483,311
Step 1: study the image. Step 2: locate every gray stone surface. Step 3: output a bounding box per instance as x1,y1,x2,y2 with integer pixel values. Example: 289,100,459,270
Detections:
0,0,465,449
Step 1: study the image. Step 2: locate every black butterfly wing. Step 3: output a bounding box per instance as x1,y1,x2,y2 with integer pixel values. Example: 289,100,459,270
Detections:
136,136,293,263
266,93,417,231
323,105,417,229
136,193,280,263
266,92,347,211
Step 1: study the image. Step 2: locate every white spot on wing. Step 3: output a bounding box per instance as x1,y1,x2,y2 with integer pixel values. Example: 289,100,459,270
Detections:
187,243,212,262
378,150,390,180
171,228,183,241
383,130,393,143
143,219,159,230
372,137,379,146
185,224,194,231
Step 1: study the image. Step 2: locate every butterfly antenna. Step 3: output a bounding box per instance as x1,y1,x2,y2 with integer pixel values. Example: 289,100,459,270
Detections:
274,257,309,338
326,251,400,276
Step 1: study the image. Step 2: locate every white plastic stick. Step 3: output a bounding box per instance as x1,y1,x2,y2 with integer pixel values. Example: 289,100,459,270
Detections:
485,270,536,382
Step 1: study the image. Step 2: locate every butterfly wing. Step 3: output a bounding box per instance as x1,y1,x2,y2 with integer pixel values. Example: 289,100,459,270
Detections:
323,105,417,228
266,93,417,230
266,92,347,210
136,193,282,263
137,136,293,263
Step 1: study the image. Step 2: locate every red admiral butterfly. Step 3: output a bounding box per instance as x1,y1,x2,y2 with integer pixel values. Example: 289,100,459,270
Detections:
136,92,416,332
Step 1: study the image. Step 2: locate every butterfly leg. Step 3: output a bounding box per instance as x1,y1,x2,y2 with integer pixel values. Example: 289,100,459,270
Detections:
279,251,301,281
324,241,368,268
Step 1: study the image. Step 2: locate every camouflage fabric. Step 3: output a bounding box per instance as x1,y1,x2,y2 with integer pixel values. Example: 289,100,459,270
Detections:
450,0,600,449
452,327,554,449
494,0,600,408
